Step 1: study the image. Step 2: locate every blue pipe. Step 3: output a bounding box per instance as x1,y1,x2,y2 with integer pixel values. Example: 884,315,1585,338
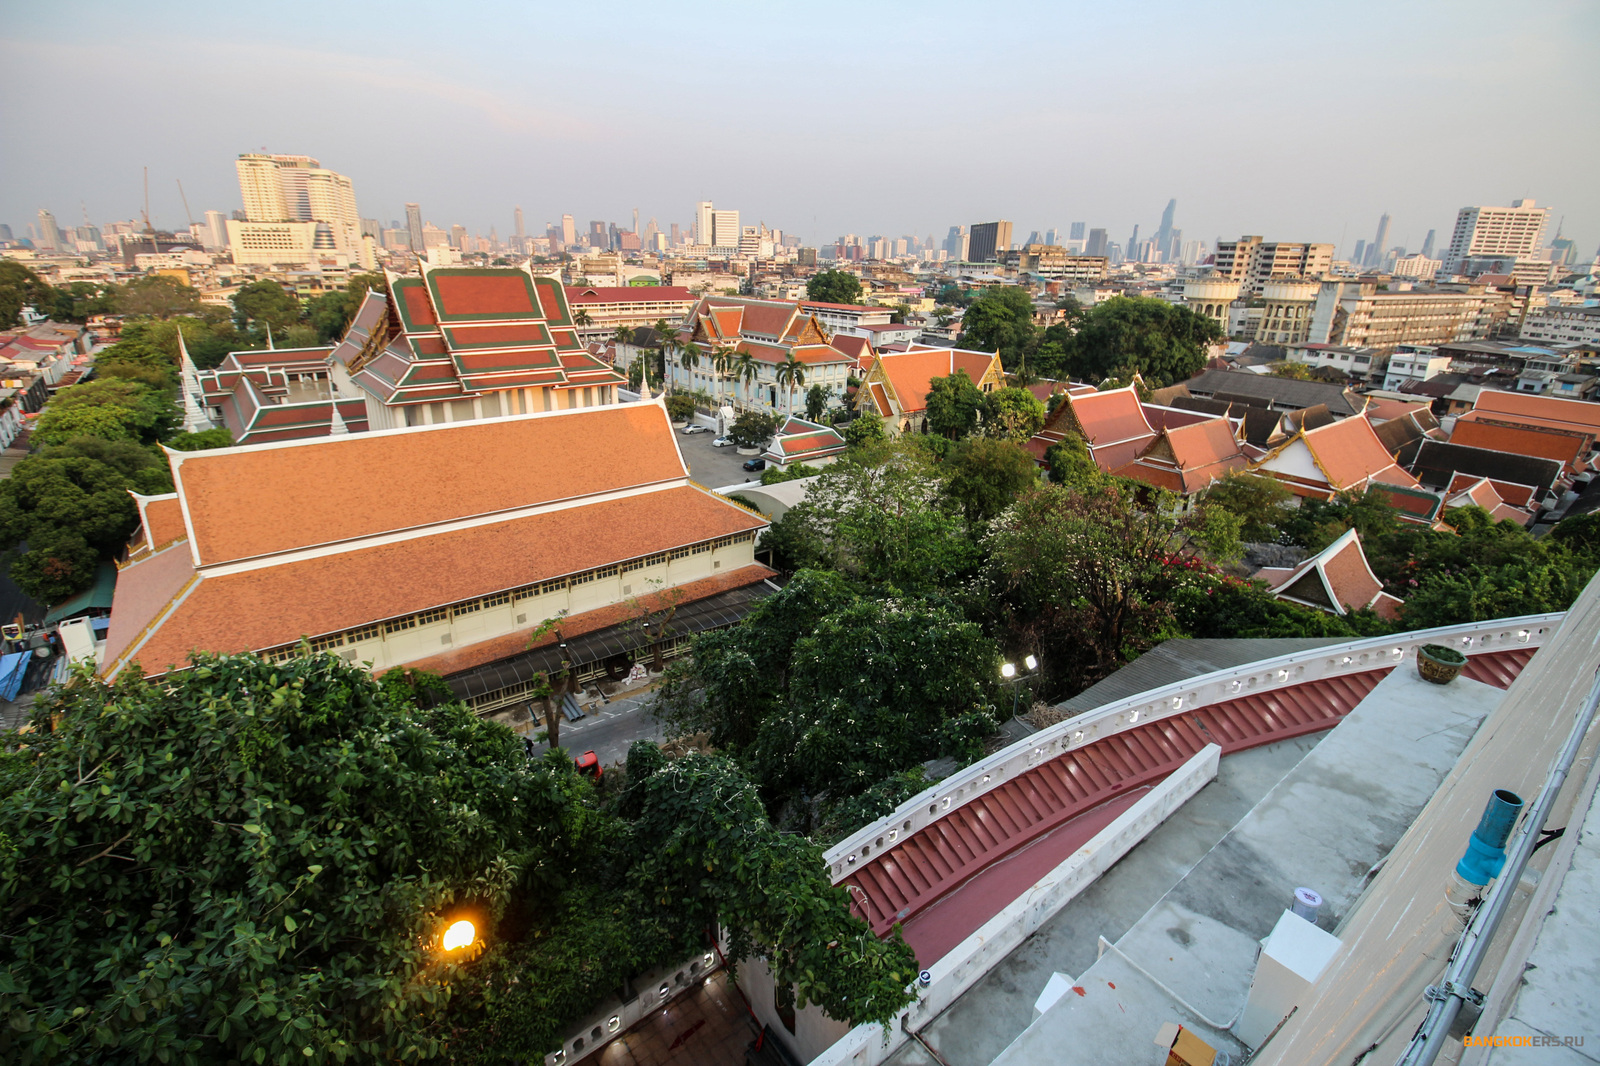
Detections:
1455,788,1524,886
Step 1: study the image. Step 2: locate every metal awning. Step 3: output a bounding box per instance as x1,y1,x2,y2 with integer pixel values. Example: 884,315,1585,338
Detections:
444,581,774,703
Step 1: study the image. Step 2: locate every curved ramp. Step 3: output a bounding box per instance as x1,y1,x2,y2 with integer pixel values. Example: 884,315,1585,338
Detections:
843,668,1393,937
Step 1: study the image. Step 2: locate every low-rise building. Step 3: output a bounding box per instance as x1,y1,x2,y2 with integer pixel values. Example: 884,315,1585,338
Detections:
856,344,1004,436
1308,280,1494,351
1448,389,1600,472
101,403,773,702
799,300,893,336
1381,344,1453,392
564,285,695,344
1253,528,1404,620
1027,386,1157,470
677,296,854,411
761,416,848,470
1254,414,1427,504
1519,303,1600,346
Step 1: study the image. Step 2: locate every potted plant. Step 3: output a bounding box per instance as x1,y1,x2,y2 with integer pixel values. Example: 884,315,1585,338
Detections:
1417,643,1467,685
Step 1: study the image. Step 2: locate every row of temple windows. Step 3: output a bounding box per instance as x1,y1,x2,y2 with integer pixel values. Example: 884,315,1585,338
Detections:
263,531,757,662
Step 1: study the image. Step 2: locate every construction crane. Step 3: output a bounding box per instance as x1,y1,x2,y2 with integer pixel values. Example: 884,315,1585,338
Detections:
176,179,195,229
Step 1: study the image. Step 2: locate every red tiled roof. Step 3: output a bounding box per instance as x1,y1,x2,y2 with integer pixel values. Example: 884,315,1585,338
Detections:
1444,472,1536,508
1265,528,1399,618
1070,388,1156,450
1116,416,1247,495
431,272,538,318
172,404,688,566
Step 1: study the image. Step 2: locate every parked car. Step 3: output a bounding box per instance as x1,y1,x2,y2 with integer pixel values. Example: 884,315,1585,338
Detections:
681,424,710,434
742,458,766,472
711,436,734,447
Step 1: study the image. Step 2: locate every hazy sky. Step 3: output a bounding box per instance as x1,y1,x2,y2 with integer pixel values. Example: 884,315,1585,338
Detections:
4,0,1597,260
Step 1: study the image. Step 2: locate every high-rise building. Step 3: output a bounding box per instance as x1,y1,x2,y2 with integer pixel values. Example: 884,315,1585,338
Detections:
1069,222,1086,241
711,209,740,250
1085,228,1108,258
632,208,640,237
1442,199,1550,273
1044,228,1059,247
1154,199,1178,261
1420,228,1436,260
943,225,966,259
669,223,681,246
405,203,424,252
0,224,13,242
1127,224,1140,259
450,225,468,251
1365,213,1391,268
514,207,525,240
233,154,361,261
968,220,1013,262
560,215,576,247
695,202,714,246
36,209,62,252
1351,239,1367,267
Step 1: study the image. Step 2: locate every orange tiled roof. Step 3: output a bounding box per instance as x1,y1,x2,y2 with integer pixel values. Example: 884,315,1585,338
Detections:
1264,528,1402,619
564,286,693,303
104,484,767,678
1299,415,1420,492
1449,419,1584,467
140,496,186,552
1115,416,1248,495
171,404,688,567
1472,390,1600,433
874,346,999,416
1444,471,1536,508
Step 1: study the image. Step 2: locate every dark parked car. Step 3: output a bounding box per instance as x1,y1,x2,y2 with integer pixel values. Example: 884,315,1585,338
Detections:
742,458,766,472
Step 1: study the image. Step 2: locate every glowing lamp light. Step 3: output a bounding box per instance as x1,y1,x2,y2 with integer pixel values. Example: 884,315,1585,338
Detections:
441,919,476,952
1024,655,1038,671
1001,662,1017,679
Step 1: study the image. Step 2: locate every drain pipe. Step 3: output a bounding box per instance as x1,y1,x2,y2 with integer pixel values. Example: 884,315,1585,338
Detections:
1395,668,1600,1066
901,1015,955,1066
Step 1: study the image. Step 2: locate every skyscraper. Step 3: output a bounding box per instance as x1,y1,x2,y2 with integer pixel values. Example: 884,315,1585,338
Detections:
204,209,229,251
514,206,525,239
1442,199,1550,273
695,201,714,245
560,215,576,247
36,209,61,252
968,220,1013,263
1085,228,1108,258
406,203,424,251
1420,229,1436,260
1127,224,1140,258
632,208,640,236
1365,213,1391,268
1154,199,1177,261
1069,222,1086,241
711,209,740,249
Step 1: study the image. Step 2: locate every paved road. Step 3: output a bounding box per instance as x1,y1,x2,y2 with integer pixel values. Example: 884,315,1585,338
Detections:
533,688,668,769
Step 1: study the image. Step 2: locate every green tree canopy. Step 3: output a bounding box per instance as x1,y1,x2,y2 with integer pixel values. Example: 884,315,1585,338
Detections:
942,437,1039,524
165,427,235,452
306,272,386,342
805,270,863,305
957,285,1036,370
114,274,203,319
981,386,1047,442
31,378,177,448
232,280,304,335
0,653,580,1063
924,368,987,439
1201,472,1294,542
1059,296,1221,387
0,437,174,602
0,260,59,329
728,409,779,449
804,382,829,421
842,409,886,448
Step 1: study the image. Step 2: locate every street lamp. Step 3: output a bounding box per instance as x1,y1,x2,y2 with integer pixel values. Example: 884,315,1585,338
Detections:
441,919,476,952
1001,656,1040,718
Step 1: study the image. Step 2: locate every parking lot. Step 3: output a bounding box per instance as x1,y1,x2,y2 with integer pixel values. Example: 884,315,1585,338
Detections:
675,422,769,491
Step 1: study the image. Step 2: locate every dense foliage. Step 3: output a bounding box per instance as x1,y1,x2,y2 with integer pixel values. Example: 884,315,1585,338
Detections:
804,270,863,305
1,653,918,1064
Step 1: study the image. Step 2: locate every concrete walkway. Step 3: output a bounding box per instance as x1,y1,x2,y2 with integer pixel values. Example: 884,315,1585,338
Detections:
582,969,758,1066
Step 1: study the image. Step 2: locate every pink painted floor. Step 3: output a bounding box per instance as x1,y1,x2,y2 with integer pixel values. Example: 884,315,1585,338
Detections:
899,787,1151,963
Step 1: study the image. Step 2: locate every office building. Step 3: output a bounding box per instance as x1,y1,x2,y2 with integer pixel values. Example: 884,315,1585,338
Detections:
1419,228,1436,259
231,154,363,266
405,203,424,252
1213,236,1335,295
1085,228,1108,258
968,220,1013,263
1365,213,1391,268
1154,199,1177,261
1069,222,1086,241
695,202,714,246
35,209,62,252
711,209,740,251
560,215,576,247
1003,245,1108,282
1308,280,1494,351
1443,199,1550,273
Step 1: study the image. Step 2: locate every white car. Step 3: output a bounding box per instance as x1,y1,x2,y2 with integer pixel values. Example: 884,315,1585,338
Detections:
711,436,734,447
681,424,711,435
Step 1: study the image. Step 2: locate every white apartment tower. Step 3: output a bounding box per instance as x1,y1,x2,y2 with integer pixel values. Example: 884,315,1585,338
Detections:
1443,199,1549,273
230,153,366,267
695,201,714,246
712,209,740,250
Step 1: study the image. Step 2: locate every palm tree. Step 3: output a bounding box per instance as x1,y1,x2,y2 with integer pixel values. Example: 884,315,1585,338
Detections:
679,342,701,395
775,353,807,417
573,308,592,327
711,345,736,408
736,351,761,410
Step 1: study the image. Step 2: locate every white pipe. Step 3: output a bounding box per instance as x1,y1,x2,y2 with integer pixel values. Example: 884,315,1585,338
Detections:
1096,935,1244,1032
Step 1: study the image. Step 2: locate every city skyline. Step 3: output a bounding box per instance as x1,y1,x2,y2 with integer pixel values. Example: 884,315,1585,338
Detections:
2,1,1597,259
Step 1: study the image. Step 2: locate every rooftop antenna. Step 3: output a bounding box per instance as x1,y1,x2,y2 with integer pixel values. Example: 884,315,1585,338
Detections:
176,179,195,229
